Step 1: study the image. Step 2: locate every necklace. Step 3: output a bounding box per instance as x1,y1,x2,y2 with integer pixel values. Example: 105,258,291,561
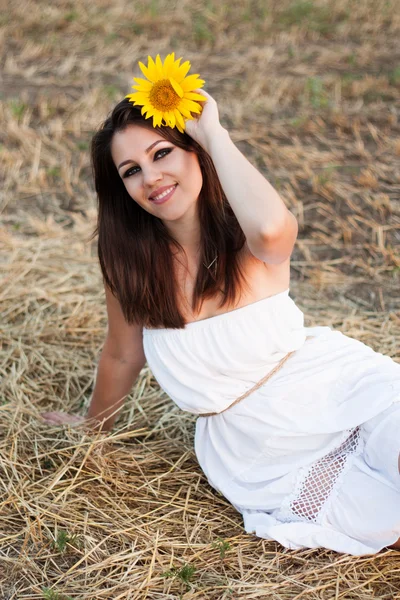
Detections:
203,254,218,270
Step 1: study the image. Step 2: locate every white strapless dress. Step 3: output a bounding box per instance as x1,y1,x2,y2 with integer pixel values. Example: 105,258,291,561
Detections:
143,289,400,555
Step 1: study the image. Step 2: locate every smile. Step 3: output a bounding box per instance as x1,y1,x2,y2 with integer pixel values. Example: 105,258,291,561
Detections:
149,184,178,204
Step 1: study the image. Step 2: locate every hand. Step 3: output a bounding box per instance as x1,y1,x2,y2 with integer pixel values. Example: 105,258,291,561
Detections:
41,411,87,427
41,410,107,434
185,88,226,153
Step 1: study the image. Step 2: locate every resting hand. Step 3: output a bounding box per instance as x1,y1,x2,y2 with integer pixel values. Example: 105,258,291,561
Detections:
41,411,88,428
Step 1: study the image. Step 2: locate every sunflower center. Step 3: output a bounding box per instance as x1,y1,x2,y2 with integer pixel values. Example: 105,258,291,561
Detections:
149,79,180,111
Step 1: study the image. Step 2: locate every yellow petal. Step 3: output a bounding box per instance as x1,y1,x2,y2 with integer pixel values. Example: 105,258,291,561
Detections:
181,75,205,91
173,109,185,130
130,93,150,105
178,104,195,119
142,106,156,118
138,60,156,83
183,92,205,101
163,52,175,77
176,120,185,134
178,100,193,119
174,59,191,82
147,56,159,82
165,110,176,128
132,77,153,90
131,84,151,92
180,99,202,114
155,54,164,78
171,56,182,74
169,77,184,98
154,113,163,127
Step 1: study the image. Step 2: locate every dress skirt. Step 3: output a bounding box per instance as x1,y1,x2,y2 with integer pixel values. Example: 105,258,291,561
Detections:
243,401,400,555
194,329,400,556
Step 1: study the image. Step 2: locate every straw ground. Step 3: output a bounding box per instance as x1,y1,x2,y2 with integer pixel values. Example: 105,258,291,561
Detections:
1,0,400,598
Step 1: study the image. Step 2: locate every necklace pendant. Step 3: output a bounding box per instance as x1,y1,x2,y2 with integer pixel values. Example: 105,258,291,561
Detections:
203,255,218,270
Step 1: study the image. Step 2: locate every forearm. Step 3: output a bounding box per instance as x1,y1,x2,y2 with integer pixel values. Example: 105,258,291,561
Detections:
207,127,291,243
86,352,144,432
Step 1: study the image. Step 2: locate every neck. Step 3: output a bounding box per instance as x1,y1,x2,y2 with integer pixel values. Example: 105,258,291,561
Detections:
163,210,202,256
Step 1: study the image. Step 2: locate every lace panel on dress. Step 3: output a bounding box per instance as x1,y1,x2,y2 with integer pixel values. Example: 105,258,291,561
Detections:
277,427,362,524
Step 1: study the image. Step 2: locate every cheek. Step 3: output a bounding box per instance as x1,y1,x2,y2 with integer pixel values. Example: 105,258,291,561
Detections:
185,157,203,194
124,177,138,196
123,179,144,206
195,167,203,196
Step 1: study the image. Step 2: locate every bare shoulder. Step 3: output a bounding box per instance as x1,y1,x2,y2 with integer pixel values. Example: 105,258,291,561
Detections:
104,285,146,366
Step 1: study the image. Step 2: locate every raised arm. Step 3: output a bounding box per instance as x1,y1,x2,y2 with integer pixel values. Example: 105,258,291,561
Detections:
185,89,298,265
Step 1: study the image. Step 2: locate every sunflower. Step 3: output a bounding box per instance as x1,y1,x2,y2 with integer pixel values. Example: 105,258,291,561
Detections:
126,53,205,133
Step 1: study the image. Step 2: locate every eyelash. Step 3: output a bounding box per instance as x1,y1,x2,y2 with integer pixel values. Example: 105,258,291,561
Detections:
123,148,173,178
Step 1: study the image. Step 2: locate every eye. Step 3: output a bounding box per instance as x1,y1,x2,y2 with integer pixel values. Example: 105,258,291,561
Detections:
155,147,172,160
123,147,173,178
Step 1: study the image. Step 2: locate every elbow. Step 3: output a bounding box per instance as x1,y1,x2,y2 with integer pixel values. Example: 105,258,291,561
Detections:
102,336,146,370
249,211,298,264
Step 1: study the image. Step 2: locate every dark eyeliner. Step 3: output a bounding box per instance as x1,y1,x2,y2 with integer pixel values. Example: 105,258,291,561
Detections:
123,147,173,178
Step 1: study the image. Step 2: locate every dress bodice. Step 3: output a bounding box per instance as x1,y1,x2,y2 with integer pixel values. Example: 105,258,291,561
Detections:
142,289,307,414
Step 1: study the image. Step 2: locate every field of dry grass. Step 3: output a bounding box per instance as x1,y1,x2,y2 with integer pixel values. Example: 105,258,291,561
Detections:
1,0,400,598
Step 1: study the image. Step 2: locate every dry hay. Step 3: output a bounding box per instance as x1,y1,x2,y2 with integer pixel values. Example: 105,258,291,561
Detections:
1,0,400,598
2,212,400,599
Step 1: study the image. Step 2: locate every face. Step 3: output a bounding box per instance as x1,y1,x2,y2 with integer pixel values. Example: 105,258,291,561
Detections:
111,124,203,223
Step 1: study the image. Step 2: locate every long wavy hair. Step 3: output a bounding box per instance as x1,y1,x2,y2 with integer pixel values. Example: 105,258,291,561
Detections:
91,97,249,329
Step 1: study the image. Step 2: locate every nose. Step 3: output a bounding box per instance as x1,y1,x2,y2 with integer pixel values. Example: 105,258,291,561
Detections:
142,162,162,190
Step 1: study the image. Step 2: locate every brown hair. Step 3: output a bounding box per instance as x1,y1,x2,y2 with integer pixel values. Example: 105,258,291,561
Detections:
91,97,249,329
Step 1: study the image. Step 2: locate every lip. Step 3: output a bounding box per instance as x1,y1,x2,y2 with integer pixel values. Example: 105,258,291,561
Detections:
149,184,178,205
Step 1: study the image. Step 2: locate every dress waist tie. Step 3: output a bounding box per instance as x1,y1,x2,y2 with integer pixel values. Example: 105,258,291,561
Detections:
198,336,313,418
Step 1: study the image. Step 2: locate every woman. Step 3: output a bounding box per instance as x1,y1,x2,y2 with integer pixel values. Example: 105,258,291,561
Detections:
43,89,400,555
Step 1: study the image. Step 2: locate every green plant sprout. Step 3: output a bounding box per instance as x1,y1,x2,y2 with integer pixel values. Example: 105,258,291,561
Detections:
161,563,196,590
212,537,231,559
42,588,74,600
52,529,81,553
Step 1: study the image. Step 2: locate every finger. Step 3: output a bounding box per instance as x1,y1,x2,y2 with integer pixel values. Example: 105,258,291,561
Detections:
193,89,206,98
70,416,86,424
190,88,208,107
47,417,66,425
194,88,213,101
41,412,81,425
41,416,61,425
41,412,59,421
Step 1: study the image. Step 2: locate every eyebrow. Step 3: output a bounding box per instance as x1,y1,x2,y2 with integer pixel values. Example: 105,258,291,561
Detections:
117,140,164,171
